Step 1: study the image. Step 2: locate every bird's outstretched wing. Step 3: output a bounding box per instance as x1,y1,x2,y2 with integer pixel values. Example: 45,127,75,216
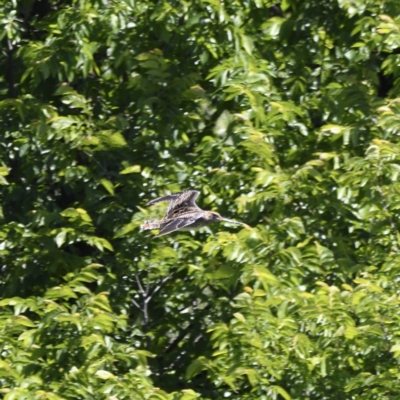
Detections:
146,190,201,216
155,212,202,237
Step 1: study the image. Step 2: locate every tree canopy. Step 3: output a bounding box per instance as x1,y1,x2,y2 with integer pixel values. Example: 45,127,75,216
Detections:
1,0,400,399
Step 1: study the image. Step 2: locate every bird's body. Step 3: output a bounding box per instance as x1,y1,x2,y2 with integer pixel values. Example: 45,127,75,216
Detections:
141,190,244,237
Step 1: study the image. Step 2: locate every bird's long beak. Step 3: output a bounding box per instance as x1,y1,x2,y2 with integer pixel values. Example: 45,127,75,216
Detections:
221,217,244,225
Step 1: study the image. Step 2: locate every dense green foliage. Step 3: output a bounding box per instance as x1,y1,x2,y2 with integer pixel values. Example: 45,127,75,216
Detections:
1,0,400,399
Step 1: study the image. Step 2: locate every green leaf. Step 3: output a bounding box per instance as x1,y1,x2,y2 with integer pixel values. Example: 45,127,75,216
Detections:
95,370,115,380
272,385,292,400
45,286,78,300
100,178,115,195
114,221,139,238
186,358,206,379
14,315,36,327
119,165,141,174
0,166,10,176
55,231,67,247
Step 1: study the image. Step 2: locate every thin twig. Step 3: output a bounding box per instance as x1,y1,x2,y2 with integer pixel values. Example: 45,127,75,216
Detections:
131,298,141,310
135,274,145,296
148,275,171,300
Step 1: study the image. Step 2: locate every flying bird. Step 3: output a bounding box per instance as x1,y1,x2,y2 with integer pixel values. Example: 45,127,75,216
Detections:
141,190,245,237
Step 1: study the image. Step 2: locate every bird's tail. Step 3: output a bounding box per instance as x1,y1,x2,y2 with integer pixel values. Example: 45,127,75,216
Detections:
141,220,161,230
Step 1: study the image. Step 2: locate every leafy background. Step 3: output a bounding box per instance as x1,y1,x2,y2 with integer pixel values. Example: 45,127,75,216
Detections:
1,0,400,399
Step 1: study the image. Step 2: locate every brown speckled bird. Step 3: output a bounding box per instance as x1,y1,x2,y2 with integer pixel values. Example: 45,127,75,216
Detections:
141,190,244,237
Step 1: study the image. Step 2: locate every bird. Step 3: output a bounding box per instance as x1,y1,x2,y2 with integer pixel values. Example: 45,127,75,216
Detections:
141,190,245,237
